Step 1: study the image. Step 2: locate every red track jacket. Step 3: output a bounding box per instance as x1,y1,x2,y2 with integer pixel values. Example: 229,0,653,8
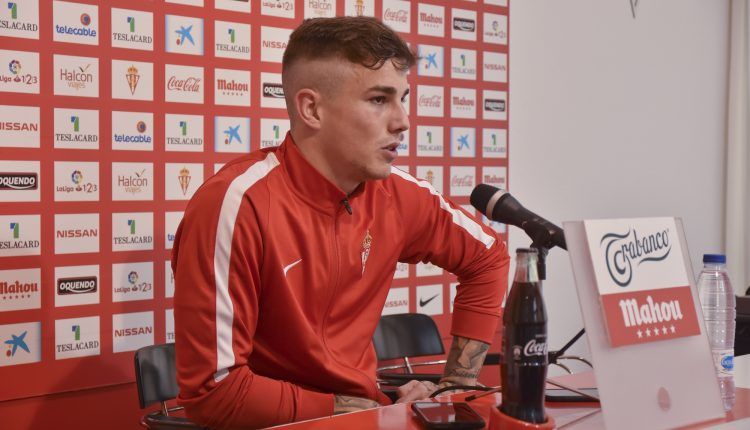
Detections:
172,134,509,429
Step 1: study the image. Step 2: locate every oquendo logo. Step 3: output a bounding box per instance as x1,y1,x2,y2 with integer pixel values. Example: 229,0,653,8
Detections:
601,228,671,287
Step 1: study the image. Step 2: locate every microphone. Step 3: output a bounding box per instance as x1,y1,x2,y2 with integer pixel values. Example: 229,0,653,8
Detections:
470,184,567,250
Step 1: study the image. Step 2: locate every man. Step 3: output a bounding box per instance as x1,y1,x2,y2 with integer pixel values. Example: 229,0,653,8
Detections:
172,16,509,429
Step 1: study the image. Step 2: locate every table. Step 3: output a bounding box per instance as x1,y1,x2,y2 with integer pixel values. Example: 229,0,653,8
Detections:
268,355,750,429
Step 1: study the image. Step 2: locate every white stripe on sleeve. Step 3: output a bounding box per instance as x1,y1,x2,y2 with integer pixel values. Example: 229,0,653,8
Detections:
390,167,495,249
213,153,280,382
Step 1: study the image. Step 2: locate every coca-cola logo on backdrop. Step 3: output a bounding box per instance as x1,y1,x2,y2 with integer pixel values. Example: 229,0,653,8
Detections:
167,76,201,92
384,9,408,23
601,228,672,287
418,95,441,107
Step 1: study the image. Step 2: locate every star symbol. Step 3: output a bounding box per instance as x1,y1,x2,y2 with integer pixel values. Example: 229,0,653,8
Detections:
645,328,651,337
670,325,676,333
425,52,438,69
224,125,242,144
662,326,668,335
4,331,29,356
653,327,660,337
176,25,195,46
637,330,643,338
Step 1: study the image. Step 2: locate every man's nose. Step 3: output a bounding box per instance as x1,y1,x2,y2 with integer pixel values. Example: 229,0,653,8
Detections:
390,102,410,134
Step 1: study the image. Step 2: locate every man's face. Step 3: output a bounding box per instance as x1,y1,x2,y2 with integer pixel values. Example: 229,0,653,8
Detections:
317,60,410,187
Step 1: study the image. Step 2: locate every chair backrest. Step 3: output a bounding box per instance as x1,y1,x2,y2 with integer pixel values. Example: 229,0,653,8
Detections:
373,313,445,361
134,343,180,409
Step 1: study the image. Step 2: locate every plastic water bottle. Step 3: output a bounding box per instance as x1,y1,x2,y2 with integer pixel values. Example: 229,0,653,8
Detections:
697,254,736,411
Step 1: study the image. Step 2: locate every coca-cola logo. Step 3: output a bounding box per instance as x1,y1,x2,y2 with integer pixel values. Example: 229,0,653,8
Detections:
384,8,408,23
601,228,671,287
451,175,473,187
418,94,441,107
167,76,202,92
523,339,548,357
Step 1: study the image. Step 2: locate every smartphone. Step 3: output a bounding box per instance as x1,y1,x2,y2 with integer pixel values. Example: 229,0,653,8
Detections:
544,388,600,403
411,402,485,430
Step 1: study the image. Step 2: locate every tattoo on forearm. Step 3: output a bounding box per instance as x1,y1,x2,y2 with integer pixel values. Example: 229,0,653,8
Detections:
440,336,490,386
333,395,380,414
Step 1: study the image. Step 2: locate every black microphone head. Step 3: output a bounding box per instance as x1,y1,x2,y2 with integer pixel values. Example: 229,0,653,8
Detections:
470,184,505,218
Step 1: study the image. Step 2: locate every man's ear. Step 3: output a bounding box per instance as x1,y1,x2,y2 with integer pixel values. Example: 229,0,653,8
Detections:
295,88,322,130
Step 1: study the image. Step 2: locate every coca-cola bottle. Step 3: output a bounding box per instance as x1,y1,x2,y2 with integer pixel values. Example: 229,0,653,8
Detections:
500,248,548,424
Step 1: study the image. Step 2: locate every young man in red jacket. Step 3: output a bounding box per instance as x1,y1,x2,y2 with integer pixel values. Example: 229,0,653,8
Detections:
172,16,510,429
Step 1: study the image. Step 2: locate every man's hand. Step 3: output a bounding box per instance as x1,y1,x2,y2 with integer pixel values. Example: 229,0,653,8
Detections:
438,336,490,392
394,380,438,403
333,394,380,414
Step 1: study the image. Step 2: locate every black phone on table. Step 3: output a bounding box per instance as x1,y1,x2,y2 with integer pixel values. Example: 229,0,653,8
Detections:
411,402,485,429
544,388,600,402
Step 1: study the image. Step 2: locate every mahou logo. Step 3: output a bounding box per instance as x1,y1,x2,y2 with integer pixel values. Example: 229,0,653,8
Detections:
601,228,672,287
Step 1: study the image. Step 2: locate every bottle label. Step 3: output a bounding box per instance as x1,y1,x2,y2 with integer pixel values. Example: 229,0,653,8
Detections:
713,349,734,375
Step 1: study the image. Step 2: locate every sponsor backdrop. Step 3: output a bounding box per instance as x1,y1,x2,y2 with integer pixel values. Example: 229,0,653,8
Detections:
0,0,508,400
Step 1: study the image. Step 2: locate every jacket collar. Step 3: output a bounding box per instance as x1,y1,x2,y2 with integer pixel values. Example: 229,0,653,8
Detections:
280,133,366,215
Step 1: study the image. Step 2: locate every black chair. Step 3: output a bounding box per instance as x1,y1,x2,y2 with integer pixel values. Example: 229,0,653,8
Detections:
134,343,206,429
735,295,750,357
372,313,448,388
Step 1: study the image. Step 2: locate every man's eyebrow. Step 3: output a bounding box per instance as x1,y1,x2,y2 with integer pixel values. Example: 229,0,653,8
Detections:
367,86,410,98
367,85,398,95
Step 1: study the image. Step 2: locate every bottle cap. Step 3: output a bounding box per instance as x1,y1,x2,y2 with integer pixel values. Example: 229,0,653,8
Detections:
703,254,726,264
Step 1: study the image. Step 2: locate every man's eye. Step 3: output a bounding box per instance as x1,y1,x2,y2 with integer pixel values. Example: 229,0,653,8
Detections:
371,96,386,104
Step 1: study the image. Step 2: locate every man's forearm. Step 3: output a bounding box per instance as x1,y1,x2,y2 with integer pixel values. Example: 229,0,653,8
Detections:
333,394,380,413
439,336,490,388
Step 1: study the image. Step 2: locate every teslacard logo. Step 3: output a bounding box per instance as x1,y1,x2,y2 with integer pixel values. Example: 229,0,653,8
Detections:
55,316,100,360
112,212,154,252
165,114,204,152
0,1,40,39
416,125,444,157
215,21,251,60
482,129,507,159
111,8,154,51
451,48,476,80
260,118,290,148
601,228,672,288
54,108,99,149
0,215,41,257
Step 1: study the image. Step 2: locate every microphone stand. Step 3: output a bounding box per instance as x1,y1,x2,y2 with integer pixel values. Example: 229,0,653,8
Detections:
530,237,588,372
